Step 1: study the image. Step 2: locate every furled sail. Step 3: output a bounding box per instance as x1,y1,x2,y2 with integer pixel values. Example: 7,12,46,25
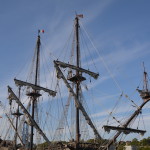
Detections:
14,78,56,97
55,60,99,79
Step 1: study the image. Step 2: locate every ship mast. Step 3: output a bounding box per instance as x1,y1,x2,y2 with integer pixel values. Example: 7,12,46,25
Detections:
143,62,148,92
13,87,23,150
7,30,56,150
30,30,41,150
54,15,101,149
75,16,80,146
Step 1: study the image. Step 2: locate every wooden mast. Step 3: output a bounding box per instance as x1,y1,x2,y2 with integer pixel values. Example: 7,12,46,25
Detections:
14,87,23,150
54,15,101,149
7,30,56,149
143,62,148,92
30,31,41,150
75,16,80,147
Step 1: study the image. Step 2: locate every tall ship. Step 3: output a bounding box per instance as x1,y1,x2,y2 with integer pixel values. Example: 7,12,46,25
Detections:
0,15,149,150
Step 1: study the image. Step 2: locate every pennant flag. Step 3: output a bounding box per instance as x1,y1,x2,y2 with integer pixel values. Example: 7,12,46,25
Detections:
77,14,84,18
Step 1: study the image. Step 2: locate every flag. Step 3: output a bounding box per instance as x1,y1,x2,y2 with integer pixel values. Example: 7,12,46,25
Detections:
38,29,44,33
77,14,84,18
40,29,44,33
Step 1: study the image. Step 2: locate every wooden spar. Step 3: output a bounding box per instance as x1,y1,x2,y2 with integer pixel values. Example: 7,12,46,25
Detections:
54,61,102,139
7,86,51,144
103,125,146,135
137,89,150,100
55,60,99,79
14,78,56,97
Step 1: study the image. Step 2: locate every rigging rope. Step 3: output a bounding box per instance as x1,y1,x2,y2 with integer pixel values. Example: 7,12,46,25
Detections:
80,22,123,93
80,29,98,72
141,114,146,130
57,26,74,61
58,81,73,140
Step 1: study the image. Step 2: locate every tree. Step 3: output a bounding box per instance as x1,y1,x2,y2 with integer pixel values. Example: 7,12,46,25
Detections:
131,138,139,146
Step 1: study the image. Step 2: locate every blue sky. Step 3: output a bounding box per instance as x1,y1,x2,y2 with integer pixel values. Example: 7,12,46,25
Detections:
0,0,150,143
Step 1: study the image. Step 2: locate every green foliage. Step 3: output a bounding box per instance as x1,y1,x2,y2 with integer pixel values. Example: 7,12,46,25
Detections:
140,137,150,146
139,147,150,150
86,138,109,144
128,137,150,149
117,145,124,150
36,137,150,149
131,138,139,146
37,142,49,149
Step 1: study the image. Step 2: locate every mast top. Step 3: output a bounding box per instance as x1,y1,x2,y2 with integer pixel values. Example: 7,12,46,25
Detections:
137,63,150,100
142,62,149,91
143,62,147,78
76,14,84,19
38,29,44,36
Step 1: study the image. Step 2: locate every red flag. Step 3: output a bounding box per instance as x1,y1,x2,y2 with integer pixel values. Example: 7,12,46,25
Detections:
77,14,83,18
